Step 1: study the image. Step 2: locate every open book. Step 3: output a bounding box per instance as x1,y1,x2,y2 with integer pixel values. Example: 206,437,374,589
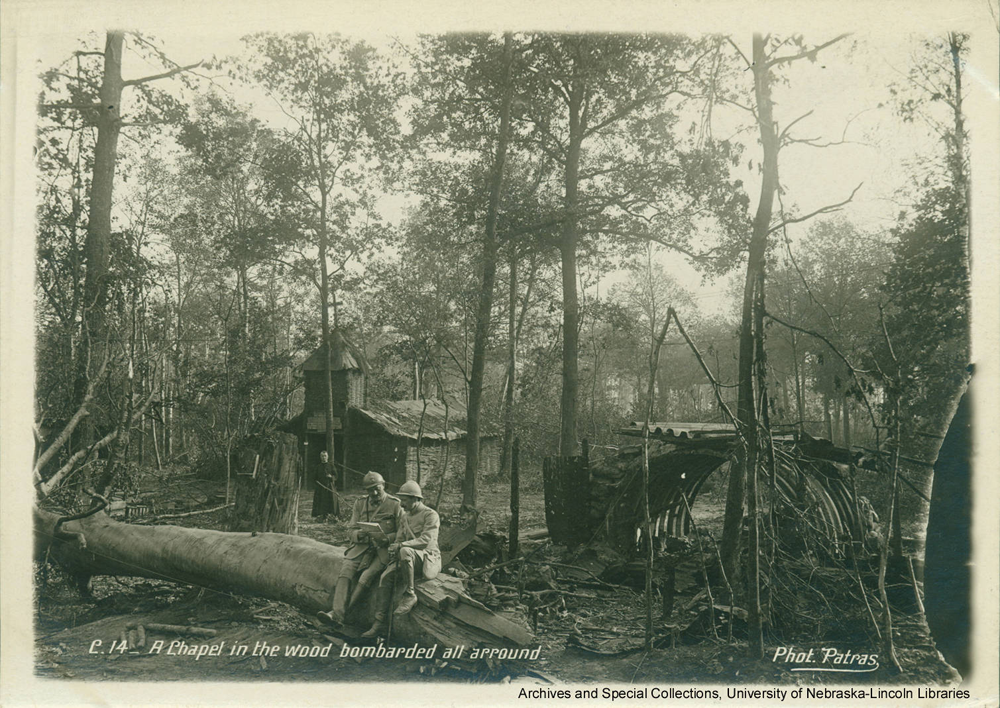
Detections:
356,521,388,541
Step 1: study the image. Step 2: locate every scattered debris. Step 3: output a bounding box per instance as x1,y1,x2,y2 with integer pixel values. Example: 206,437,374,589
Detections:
566,633,644,657
125,622,217,637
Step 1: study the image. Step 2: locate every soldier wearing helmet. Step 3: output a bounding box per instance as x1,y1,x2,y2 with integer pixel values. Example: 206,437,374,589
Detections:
362,479,441,637
318,470,401,626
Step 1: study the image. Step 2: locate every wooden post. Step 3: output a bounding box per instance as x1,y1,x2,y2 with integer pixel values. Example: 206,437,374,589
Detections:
509,437,520,559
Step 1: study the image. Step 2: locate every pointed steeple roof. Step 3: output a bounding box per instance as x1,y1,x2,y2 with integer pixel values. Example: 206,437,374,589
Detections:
299,330,369,373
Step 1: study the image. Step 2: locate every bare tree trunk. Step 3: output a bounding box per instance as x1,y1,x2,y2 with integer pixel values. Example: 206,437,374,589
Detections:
224,317,232,501
285,299,293,419
877,402,903,671
792,341,804,428
748,267,769,658
559,109,583,458
500,251,537,476
164,381,172,461
641,316,673,649
500,247,518,477
151,415,163,471
948,33,971,248
138,413,146,466
159,353,168,462
891,480,904,558
842,396,851,449
831,392,841,445
74,31,124,449
509,437,520,558
463,33,514,510
416,394,428,484
721,34,777,660
174,251,185,458
319,216,337,471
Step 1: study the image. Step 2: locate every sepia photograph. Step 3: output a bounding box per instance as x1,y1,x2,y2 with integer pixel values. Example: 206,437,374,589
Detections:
2,1,998,705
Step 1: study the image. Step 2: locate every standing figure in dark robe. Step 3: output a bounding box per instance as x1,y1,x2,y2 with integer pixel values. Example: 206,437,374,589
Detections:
312,451,339,520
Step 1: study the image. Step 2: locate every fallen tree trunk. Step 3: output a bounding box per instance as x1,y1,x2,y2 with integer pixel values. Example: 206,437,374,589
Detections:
34,508,533,649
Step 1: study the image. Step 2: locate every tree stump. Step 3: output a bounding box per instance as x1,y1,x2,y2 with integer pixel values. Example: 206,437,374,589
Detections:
541,455,590,546
229,433,301,534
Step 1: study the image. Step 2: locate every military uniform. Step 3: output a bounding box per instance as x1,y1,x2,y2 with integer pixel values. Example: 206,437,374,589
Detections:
343,492,402,588
362,481,440,635
377,500,441,587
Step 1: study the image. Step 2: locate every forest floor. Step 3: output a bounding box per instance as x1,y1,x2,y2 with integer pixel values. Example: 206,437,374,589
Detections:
34,466,957,688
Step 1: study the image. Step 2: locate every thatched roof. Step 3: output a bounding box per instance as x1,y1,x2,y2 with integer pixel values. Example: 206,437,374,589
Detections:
354,398,499,442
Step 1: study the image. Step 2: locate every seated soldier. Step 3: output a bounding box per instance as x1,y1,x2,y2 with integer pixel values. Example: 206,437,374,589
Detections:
318,471,401,625
362,480,441,638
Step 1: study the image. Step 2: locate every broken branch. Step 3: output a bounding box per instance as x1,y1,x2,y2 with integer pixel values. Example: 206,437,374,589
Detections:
38,386,158,499
142,503,235,523
766,34,850,69
52,489,110,548
767,183,864,235
122,62,203,87
34,353,111,478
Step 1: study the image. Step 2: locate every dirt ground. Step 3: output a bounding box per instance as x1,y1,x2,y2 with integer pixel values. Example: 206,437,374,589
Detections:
34,468,959,686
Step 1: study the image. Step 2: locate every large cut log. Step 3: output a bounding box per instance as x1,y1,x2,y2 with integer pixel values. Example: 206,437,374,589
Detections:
34,508,533,649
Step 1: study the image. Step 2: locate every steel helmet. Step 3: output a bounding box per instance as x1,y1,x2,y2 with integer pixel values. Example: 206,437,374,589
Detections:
362,471,386,488
397,480,423,499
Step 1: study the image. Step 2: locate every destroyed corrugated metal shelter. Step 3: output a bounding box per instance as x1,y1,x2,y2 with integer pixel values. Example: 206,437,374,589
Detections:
284,332,499,492
546,421,871,554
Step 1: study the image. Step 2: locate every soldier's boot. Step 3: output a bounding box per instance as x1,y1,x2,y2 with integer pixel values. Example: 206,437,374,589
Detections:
361,586,390,638
317,577,351,625
345,579,371,615
394,550,419,615
394,589,418,615
396,553,417,615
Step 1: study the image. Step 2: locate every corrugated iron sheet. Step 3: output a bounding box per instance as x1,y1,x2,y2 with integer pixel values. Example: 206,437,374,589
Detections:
646,453,864,545
619,421,738,440
619,421,795,443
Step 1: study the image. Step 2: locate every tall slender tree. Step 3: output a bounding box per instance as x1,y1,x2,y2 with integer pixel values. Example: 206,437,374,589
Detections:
883,33,971,431
519,34,746,457
35,32,198,496
241,33,402,465
719,33,851,658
